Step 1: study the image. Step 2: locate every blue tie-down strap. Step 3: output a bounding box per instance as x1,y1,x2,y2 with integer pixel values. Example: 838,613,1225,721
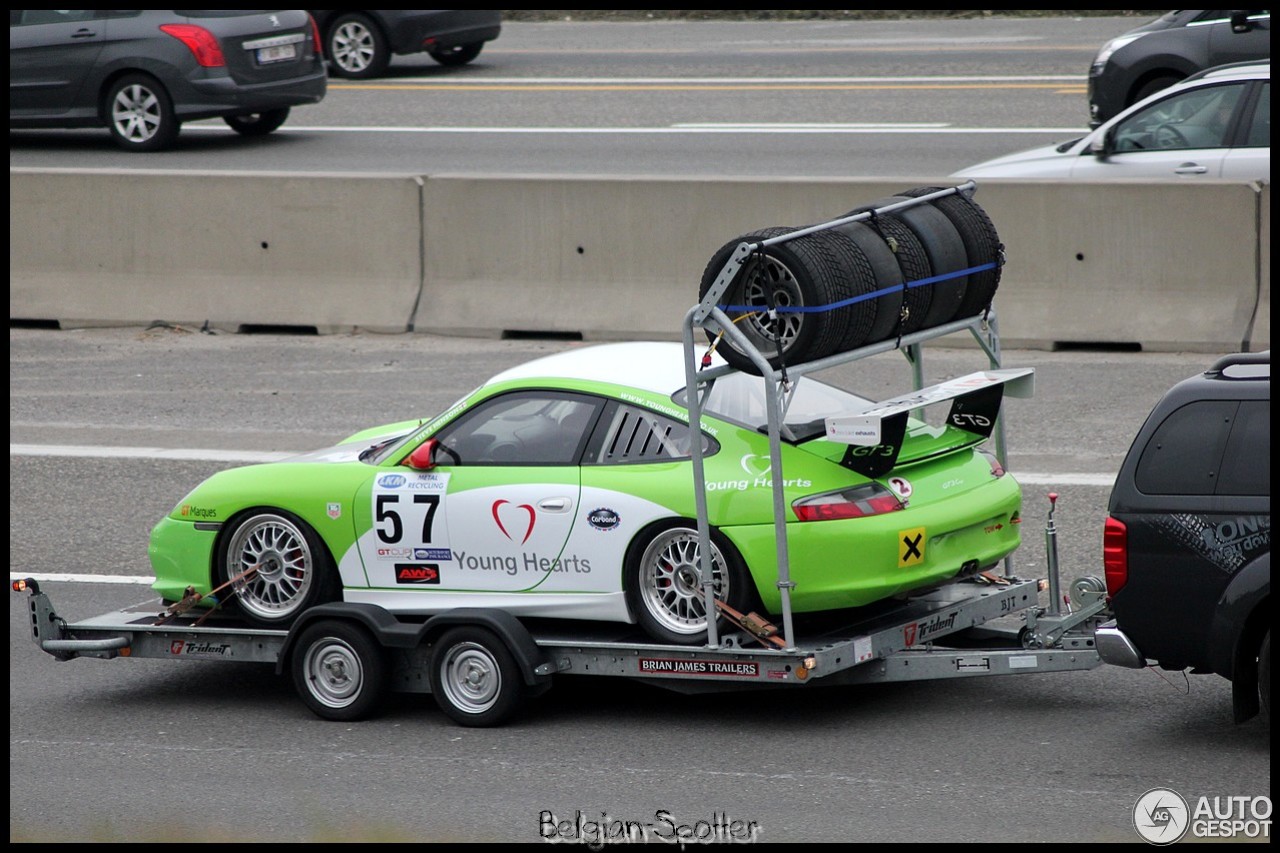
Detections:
719,261,998,314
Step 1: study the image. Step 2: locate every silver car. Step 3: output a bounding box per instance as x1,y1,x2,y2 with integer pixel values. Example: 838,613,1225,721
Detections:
953,61,1270,182
9,10,327,151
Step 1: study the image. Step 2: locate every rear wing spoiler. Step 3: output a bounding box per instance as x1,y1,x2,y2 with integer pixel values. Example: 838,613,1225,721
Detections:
824,368,1035,478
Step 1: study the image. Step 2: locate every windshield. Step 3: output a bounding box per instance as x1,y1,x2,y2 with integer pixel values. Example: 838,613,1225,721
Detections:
674,372,873,441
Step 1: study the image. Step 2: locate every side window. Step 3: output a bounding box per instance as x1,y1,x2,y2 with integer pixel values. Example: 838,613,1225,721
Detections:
591,404,713,464
1135,400,1237,495
1245,82,1270,148
17,10,97,26
432,392,600,466
1217,400,1269,496
1113,83,1246,152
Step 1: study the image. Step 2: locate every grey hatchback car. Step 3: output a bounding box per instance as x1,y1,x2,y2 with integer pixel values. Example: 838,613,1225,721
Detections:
9,10,327,151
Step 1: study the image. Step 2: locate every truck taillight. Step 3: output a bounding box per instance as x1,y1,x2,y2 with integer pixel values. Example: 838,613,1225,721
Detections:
1103,516,1128,595
793,483,904,522
159,24,226,67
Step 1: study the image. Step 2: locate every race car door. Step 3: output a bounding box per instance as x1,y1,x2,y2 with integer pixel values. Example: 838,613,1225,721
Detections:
360,391,603,593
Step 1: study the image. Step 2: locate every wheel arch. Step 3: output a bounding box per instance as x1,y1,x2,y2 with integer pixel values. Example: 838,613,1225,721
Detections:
211,504,340,590
622,516,765,616
1206,552,1270,723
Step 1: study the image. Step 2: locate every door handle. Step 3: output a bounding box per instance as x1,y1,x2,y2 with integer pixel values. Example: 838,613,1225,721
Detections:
70,28,98,39
1174,163,1208,175
537,497,571,512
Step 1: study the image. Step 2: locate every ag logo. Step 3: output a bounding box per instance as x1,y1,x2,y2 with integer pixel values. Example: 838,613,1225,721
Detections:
491,499,535,545
1133,788,1189,845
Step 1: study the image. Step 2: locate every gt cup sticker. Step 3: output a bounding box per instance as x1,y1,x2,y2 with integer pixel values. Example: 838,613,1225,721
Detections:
899,527,926,568
587,508,621,531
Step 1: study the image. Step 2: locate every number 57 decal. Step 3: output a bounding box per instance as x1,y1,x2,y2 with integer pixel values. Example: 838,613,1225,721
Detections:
376,493,440,545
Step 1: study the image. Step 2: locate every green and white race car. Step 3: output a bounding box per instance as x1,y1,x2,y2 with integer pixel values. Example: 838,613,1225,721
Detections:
149,342,1025,644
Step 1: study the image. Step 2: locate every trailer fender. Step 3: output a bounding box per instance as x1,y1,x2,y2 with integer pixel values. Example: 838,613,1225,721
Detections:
420,608,554,689
276,602,424,674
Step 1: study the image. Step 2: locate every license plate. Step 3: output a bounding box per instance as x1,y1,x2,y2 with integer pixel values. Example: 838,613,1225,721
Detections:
256,43,297,64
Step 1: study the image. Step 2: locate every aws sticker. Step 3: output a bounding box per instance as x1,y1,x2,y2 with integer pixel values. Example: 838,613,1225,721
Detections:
899,527,926,568
887,476,913,499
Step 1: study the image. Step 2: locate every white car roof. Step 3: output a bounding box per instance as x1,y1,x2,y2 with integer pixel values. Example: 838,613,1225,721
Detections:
484,341,724,395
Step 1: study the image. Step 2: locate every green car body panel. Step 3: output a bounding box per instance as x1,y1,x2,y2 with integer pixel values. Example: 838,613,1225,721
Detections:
148,342,1024,627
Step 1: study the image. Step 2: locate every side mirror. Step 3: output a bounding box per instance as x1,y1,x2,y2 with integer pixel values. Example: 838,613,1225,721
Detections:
1230,11,1253,34
406,439,438,471
1091,127,1114,159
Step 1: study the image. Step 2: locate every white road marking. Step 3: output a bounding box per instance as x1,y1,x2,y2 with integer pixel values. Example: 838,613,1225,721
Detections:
11,573,154,585
186,124,1085,135
366,76,1085,84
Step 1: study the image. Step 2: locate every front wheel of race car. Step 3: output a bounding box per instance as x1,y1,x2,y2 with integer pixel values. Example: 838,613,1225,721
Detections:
626,522,756,646
216,509,337,627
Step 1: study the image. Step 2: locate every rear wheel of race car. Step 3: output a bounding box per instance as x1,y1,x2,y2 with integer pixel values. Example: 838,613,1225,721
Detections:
626,521,755,646
216,509,338,627
899,186,1003,321
291,620,387,721
430,627,525,727
698,227,850,373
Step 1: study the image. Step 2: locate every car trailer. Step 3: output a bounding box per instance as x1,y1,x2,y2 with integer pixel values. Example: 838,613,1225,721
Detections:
13,184,1112,727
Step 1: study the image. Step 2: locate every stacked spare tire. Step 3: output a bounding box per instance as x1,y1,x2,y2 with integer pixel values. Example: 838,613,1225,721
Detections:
699,186,1004,374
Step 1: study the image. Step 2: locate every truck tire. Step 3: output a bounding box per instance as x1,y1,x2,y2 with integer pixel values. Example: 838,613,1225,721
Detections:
899,186,1003,321
291,620,387,721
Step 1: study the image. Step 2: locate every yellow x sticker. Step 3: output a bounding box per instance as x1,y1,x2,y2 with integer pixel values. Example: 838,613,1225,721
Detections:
899,527,926,568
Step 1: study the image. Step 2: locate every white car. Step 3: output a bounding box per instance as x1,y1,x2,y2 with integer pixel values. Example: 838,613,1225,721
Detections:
953,61,1270,182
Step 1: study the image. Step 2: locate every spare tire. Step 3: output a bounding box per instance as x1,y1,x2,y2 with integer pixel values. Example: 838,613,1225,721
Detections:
698,227,853,373
899,186,1003,321
842,209,934,336
826,220,906,346
852,196,968,330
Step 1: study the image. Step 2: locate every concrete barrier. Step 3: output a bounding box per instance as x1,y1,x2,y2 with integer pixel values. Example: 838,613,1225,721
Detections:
9,169,1269,352
418,175,1268,353
9,168,424,334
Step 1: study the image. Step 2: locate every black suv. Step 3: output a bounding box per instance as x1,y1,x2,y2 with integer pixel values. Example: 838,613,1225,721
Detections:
1088,10,1271,127
1097,352,1270,723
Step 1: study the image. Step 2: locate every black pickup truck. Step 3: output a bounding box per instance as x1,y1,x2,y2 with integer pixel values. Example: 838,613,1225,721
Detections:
1096,351,1270,723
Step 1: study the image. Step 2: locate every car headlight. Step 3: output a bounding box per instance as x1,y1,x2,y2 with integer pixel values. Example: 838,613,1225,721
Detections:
1091,32,1147,72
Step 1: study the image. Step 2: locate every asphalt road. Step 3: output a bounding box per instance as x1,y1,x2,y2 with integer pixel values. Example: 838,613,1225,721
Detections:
8,15,1132,177
7,13,1269,844
8,327,1271,843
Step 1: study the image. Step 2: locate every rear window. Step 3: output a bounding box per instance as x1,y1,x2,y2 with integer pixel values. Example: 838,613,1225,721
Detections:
1135,400,1236,495
674,372,872,440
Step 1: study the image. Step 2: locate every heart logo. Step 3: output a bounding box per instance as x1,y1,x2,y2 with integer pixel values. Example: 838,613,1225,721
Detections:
740,453,771,476
491,499,536,545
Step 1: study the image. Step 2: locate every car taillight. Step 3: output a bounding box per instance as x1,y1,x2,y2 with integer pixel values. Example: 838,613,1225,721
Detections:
1103,516,1128,596
159,24,226,68
793,483,904,522
309,14,323,60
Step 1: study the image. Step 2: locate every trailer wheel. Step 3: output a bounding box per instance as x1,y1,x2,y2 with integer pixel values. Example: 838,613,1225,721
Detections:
291,621,387,721
430,627,525,727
